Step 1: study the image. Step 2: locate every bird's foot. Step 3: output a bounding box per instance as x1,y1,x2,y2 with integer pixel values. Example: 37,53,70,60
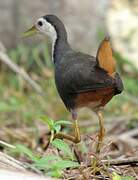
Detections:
54,119,81,143
54,132,81,143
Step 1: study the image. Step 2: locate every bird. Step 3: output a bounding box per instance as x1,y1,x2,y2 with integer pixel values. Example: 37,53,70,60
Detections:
23,14,123,152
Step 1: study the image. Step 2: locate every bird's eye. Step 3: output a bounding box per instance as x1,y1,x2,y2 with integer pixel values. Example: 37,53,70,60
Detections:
38,21,43,26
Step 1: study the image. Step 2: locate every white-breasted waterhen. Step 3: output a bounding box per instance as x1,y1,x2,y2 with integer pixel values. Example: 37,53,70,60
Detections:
23,15,123,152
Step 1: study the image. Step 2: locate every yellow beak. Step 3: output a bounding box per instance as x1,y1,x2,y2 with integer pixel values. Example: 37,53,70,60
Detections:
22,25,38,38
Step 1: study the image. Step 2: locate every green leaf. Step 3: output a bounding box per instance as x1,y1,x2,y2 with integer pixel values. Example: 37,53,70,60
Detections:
55,120,72,126
52,139,73,159
15,144,38,162
39,116,54,131
33,155,60,170
122,177,135,180
112,172,122,180
53,160,79,170
54,124,61,133
54,120,72,134
112,172,134,180
46,169,62,178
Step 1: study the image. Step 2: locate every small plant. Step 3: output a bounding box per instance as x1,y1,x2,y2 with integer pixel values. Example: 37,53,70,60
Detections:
39,116,73,142
12,141,79,178
10,116,79,178
14,143,79,177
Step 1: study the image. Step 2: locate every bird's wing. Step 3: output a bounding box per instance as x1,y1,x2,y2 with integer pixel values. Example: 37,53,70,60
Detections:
96,37,116,78
60,53,116,95
69,66,115,94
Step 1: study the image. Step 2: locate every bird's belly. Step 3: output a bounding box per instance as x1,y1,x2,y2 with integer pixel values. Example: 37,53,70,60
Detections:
74,87,114,110
87,100,101,109
75,97,102,110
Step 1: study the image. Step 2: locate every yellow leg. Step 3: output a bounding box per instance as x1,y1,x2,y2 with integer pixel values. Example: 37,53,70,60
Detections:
95,111,105,153
54,120,81,143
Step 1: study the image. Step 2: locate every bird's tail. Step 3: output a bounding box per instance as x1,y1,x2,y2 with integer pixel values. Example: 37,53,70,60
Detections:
114,73,124,95
96,36,116,78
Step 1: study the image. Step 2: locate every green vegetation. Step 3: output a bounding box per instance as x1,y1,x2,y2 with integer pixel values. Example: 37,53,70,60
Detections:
112,172,134,180
14,139,79,178
10,141,79,178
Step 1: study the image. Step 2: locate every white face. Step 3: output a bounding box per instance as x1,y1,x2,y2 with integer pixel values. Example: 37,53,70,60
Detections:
35,17,57,43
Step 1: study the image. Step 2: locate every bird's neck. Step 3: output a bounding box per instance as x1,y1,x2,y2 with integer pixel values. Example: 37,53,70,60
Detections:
51,25,71,63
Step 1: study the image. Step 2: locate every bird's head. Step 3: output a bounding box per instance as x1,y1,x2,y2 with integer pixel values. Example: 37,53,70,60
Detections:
22,15,67,43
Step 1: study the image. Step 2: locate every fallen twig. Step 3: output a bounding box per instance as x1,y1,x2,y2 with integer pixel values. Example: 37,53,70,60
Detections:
0,169,53,180
87,157,138,168
102,157,138,166
0,151,43,175
119,129,138,148
0,152,55,179
0,140,16,149
0,152,27,171
0,49,44,95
